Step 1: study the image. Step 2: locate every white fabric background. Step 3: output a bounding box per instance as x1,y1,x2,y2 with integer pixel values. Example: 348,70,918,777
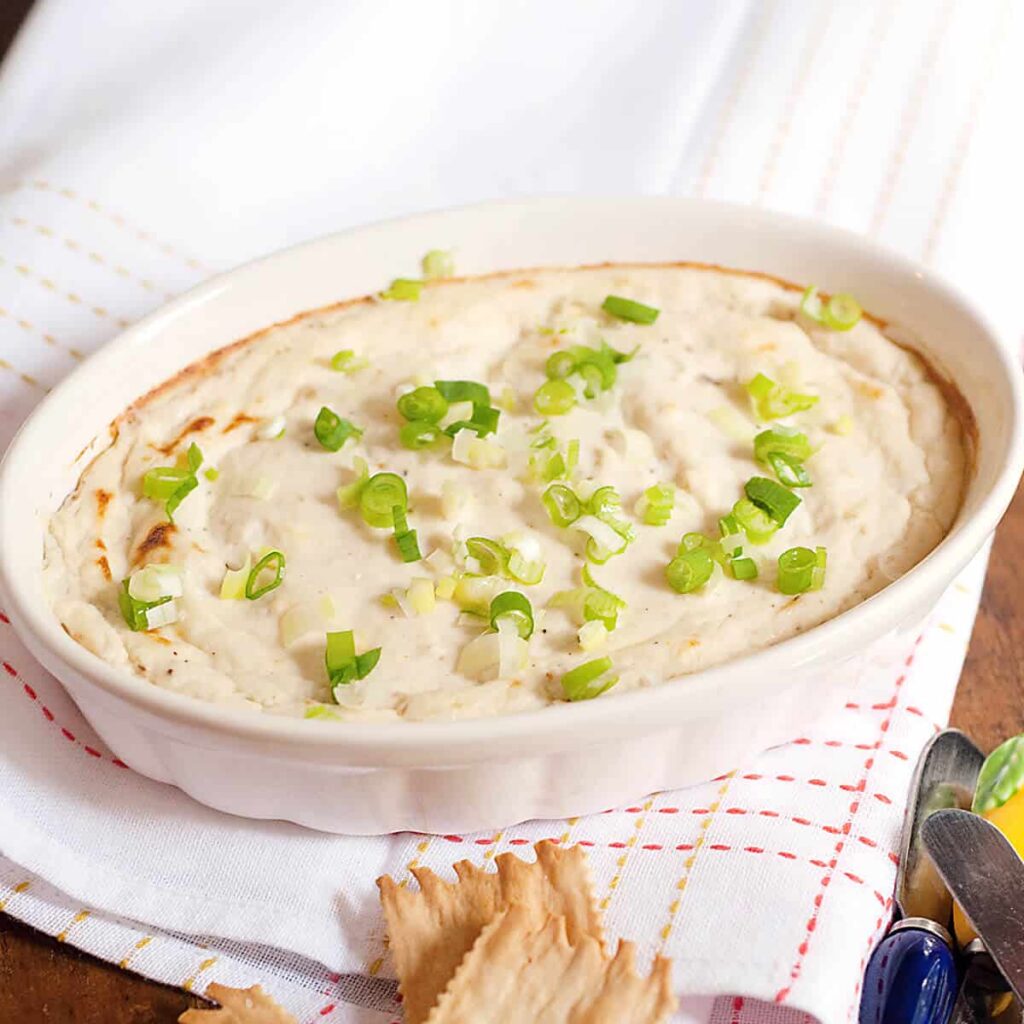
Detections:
0,1,1020,1022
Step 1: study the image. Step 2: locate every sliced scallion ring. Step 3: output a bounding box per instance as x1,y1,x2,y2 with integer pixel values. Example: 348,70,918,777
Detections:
435,380,491,406
730,556,759,581
777,546,825,595
767,452,812,488
545,350,578,380
325,629,381,687
533,379,577,416
400,420,444,450
732,497,779,545
380,278,422,302
823,292,862,331
421,249,454,280
665,547,715,594
314,406,363,452
542,483,582,527
330,349,369,373
245,549,285,600
489,591,534,639
117,578,174,632
359,472,408,528
744,476,802,526
561,656,619,701
601,294,660,325
397,386,448,423
466,537,509,576
746,373,819,421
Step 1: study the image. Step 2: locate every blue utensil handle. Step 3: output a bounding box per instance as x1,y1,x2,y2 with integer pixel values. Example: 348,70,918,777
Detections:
859,920,958,1024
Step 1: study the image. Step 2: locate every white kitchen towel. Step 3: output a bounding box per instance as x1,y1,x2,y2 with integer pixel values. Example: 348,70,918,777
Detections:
0,2,1019,1023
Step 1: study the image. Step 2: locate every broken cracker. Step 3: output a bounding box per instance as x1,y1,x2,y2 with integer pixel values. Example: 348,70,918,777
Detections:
378,840,603,1024
426,905,677,1024
178,983,297,1024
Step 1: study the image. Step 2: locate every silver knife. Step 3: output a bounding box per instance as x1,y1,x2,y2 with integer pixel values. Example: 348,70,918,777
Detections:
923,808,1024,1006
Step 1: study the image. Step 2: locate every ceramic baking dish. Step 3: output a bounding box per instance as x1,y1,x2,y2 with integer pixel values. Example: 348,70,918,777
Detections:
1,197,1021,835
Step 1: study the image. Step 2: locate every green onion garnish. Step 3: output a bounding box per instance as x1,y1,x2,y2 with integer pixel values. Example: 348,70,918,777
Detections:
330,349,369,373
489,591,534,639
466,537,509,576
392,505,421,563
732,497,779,545
117,578,174,631
204,467,220,482
314,406,363,452
443,402,500,438
325,630,381,688
245,549,285,600
580,563,626,630
421,249,454,280
533,379,577,416
744,476,801,526
542,483,582,527
636,482,675,526
746,373,819,421
400,420,444,450
397,386,448,423
730,556,759,581
601,295,660,325
767,453,811,488
142,443,203,522
665,547,715,594
561,656,619,701
380,278,422,302
435,380,491,406
545,350,577,379
801,286,862,331
359,472,408,528
753,426,813,464
777,546,827,595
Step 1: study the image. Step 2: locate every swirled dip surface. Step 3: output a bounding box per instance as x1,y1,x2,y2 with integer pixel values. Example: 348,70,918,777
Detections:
43,265,966,721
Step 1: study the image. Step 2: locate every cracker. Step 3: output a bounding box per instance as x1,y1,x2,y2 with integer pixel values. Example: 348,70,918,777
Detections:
377,841,603,1024
425,905,677,1024
178,984,297,1024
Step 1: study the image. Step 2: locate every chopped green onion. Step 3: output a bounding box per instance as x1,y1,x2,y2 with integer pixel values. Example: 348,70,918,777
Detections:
421,249,454,280
466,537,509,575
304,705,342,721
507,552,545,585
777,546,827,595
753,426,813,465
392,506,421,563
530,449,566,483
186,443,203,472
542,483,582,527
578,362,604,399
165,475,198,522
732,497,779,545
380,278,422,301
330,349,369,373
580,564,626,629
117,578,174,631
435,380,491,406
587,486,619,518
666,547,715,594
489,591,534,639
823,293,863,331
336,456,369,510
314,406,363,452
220,555,251,600
443,402,500,438
400,420,444,450
746,373,819,420
636,482,675,526
561,656,619,701
325,629,381,688
128,563,183,603
359,472,408,528
566,439,580,477
602,295,660,325
142,466,192,500
534,379,577,416
767,452,812,488
245,549,285,600
730,556,759,581
803,285,862,331
574,515,629,562
204,467,219,482
800,285,826,324
545,350,577,379
744,476,802,526
397,386,448,423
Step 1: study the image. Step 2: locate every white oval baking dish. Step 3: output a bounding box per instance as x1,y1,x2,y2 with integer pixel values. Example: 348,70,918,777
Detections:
1,197,1021,835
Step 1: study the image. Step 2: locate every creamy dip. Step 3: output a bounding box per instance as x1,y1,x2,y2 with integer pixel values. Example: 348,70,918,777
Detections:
43,264,966,722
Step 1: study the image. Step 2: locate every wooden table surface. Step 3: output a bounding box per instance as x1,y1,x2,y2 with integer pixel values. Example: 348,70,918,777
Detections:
1,3,1022,1020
